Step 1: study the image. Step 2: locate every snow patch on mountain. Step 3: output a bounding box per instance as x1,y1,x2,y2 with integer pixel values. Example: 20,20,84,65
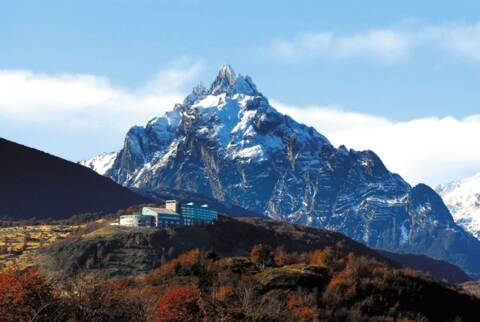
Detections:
79,152,117,175
437,172,480,239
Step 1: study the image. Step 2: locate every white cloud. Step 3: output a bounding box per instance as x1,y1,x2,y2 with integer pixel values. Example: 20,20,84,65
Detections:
271,29,410,63
422,22,480,62
269,21,480,64
0,61,203,159
273,100,480,186
0,61,202,128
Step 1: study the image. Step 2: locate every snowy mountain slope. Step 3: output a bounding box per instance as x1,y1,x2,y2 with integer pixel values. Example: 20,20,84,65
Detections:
437,172,480,240
79,152,117,175
82,65,480,278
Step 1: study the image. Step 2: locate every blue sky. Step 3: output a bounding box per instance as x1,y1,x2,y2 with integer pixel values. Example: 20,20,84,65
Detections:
2,0,480,185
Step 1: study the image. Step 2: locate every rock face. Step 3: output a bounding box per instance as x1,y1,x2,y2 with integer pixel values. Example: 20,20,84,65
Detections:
437,172,480,240
82,65,480,278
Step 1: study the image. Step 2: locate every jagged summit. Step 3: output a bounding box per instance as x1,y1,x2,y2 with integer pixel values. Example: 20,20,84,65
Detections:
181,65,260,107
209,64,259,96
183,83,208,106
214,64,237,87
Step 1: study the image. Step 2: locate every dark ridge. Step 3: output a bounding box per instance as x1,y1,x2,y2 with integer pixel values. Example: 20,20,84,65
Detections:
379,250,472,284
0,137,150,220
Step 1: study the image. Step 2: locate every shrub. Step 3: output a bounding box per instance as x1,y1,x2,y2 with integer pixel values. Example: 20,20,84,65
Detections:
0,267,55,322
250,244,274,269
310,246,334,268
273,247,302,266
61,274,147,322
215,285,234,302
154,285,205,322
151,249,202,279
287,294,316,321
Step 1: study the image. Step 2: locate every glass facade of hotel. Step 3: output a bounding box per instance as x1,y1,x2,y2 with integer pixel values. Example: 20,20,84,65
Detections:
125,203,218,229
180,203,218,226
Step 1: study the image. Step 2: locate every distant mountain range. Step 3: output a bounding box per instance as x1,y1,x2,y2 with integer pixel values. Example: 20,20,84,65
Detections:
81,65,480,279
437,172,480,240
0,138,149,220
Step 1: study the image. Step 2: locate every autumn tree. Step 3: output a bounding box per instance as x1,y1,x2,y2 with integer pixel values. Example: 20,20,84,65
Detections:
250,244,274,269
310,246,334,268
273,247,302,266
61,274,147,322
152,249,203,279
0,268,56,322
287,294,317,321
154,285,205,322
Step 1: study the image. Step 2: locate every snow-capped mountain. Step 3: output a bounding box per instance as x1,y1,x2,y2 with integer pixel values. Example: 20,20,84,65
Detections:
83,65,480,278
437,172,480,240
79,151,117,175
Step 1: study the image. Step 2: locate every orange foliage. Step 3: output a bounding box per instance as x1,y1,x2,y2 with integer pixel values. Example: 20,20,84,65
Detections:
250,244,263,263
323,254,384,304
273,248,303,266
154,285,205,322
287,294,316,321
154,260,180,277
152,249,201,278
325,272,351,299
215,285,234,302
250,244,274,268
310,246,334,267
0,267,53,322
177,249,201,267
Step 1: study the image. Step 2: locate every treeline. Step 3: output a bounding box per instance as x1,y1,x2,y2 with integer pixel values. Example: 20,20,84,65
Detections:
1,246,478,322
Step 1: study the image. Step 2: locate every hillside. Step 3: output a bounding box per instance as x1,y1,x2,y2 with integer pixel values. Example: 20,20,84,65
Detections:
15,228,478,322
37,216,470,284
379,250,471,284
0,224,81,272
0,138,149,220
38,216,386,280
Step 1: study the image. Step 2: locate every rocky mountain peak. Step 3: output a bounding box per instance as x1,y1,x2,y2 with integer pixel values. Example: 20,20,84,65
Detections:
209,64,259,96
216,64,237,85
183,83,208,106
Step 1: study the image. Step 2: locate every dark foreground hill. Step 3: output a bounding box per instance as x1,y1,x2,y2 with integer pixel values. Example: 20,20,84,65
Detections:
379,250,471,284
0,138,149,220
38,216,471,283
